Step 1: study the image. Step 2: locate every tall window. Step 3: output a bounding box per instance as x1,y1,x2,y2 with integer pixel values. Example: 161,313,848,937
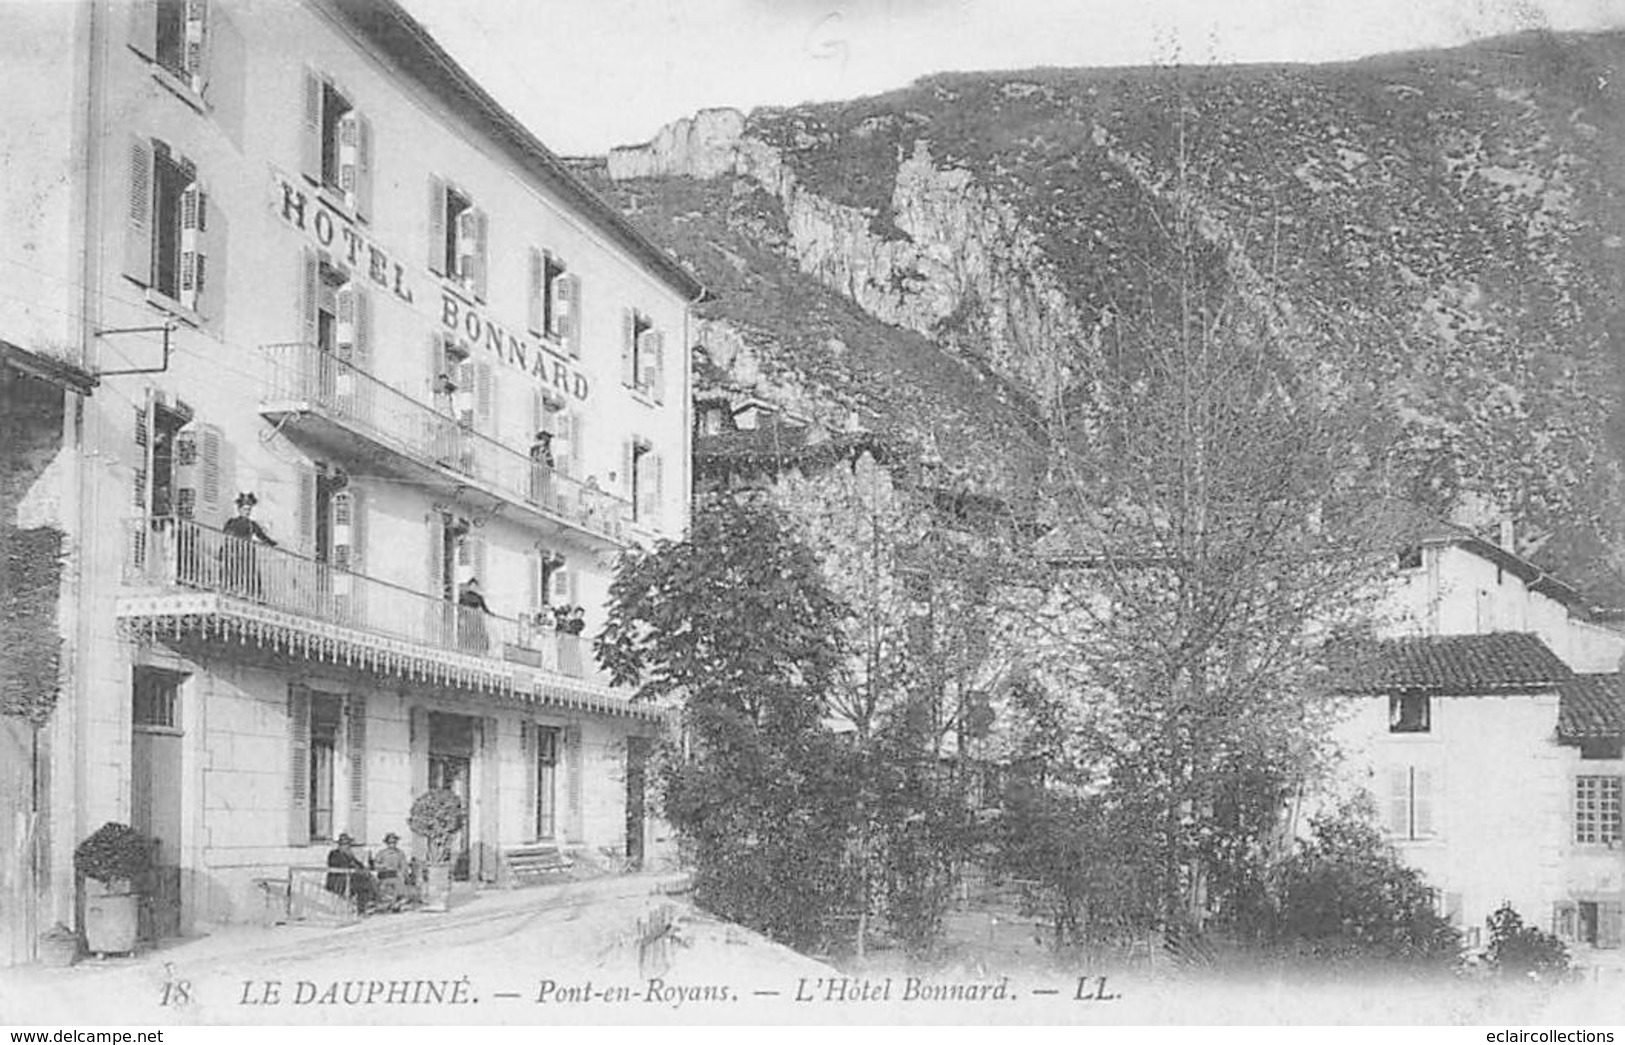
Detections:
1575,776,1622,845
1389,694,1431,733
301,70,373,217
535,727,560,840
429,178,487,299
133,668,180,729
1386,765,1436,841
124,137,214,317
308,695,343,842
622,310,665,401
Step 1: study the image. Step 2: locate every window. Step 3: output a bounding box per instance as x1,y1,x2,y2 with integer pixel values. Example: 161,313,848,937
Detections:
299,252,375,406
133,398,190,520
1397,545,1423,571
123,137,219,318
1385,765,1436,840
309,695,341,842
1389,693,1431,733
1575,776,1622,845
133,668,181,729
535,726,560,840
1554,900,1624,949
288,686,367,846
621,310,665,402
1581,738,1625,760
428,178,487,299
627,439,662,526
300,70,373,217
529,250,581,356
129,0,206,91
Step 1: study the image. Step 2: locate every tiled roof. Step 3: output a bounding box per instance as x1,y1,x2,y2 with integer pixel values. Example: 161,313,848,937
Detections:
694,421,895,472
1336,632,1572,696
1558,674,1625,740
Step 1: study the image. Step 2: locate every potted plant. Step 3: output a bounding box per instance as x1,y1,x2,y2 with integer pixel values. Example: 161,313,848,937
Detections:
74,822,154,956
409,789,465,912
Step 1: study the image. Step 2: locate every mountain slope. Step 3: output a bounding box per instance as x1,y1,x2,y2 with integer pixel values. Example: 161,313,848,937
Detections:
590,30,1625,597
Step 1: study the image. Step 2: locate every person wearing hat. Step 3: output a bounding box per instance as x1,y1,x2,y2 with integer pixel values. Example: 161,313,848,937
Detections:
222,492,277,599
457,576,492,653
371,831,410,910
325,832,380,912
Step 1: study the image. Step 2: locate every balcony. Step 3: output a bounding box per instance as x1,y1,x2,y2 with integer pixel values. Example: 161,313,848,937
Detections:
258,342,629,549
116,518,655,720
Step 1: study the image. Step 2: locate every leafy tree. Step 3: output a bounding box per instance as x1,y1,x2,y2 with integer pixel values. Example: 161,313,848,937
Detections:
1269,805,1460,967
1484,903,1571,980
598,498,862,949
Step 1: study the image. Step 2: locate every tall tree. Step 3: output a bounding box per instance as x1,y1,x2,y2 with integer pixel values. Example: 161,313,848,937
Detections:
1013,115,1392,937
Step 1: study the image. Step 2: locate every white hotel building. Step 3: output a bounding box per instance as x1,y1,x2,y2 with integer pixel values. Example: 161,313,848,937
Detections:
1,0,700,953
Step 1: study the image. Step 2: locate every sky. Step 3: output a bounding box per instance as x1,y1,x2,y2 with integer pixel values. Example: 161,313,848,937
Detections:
397,0,1625,156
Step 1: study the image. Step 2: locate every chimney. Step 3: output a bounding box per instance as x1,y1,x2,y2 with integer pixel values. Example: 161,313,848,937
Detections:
1499,515,1515,553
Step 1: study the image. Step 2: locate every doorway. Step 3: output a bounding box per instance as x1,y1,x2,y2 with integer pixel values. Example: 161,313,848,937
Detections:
427,712,474,880
131,668,184,939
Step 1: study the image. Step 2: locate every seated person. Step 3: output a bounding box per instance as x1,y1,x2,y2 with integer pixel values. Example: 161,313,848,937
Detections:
325,833,380,911
371,831,411,908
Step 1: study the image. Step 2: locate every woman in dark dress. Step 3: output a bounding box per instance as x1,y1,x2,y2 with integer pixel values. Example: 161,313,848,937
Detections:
222,492,277,599
457,577,492,654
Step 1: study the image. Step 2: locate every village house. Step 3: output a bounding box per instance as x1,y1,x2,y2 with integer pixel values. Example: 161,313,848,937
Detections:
0,0,700,959
1328,509,1625,963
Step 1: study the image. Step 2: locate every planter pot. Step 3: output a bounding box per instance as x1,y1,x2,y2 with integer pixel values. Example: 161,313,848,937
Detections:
83,880,139,956
422,864,454,912
37,929,79,968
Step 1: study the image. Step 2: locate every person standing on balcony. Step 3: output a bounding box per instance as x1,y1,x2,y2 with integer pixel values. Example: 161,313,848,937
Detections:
528,430,554,504
457,577,492,654
222,492,277,600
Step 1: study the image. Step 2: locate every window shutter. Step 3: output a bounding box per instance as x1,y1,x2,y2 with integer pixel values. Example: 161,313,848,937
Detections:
299,248,319,349
196,188,226,323
621,310,636,387
548,565,571,607
295,464,316,556
201,5,245,146
353,113,374,221
334,285,356,363
527,248,544,335
475,362,494,432
427,176,446,275
562,274,582,358
1413,768,1435,838
563,725,583,842
288,685,312,846
1553,901,1578,939
638,452,659,523
528,549,543,615
346,694,367,843
123,136,154,286
349,486,368,576
1600,903,1623,950
471,208,489,301
1386,767,1409,838
623,441,636,506
522,722,538,842
182,0,207,86
647,329,665,403
426,513,446,600
652,452,665,527
351,286,374,371
198,423,224,522
568,413,584,479
331,489,354,572
409,706,430,802
127,0,158,59
133,405,152,513
338,109,359,200
180,181,203,310
472,534,488,585
300,67,322,183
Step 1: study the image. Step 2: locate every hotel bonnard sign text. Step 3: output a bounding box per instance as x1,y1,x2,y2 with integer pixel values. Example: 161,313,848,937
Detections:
273,171,590,402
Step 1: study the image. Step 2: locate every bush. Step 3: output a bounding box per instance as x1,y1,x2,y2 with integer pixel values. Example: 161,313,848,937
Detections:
73,823,155,884
1484,903,1571,980
1269,805,1460,968
408,790,465,865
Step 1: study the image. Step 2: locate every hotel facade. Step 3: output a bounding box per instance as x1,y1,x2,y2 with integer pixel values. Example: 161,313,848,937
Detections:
1,0,700,957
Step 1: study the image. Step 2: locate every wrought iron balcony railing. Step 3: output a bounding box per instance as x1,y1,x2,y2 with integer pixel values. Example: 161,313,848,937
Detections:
123,517,597,681
259,342,629,545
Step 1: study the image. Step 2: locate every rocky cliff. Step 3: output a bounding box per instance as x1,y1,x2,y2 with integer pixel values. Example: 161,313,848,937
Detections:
584,30,1625,598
